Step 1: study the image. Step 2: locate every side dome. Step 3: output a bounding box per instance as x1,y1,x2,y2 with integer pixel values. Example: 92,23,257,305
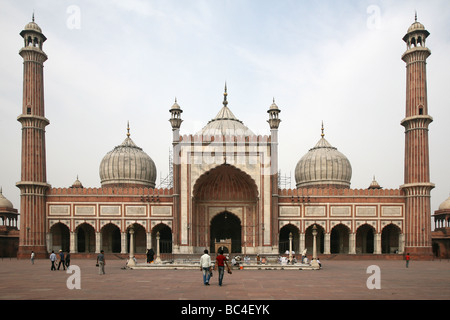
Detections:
439,196,450,211
0,188,14,209
295,128,352,189
99,127,156,188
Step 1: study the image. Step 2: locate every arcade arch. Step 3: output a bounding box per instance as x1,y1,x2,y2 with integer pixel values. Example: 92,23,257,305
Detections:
330,224,350,254
49,222,70,253
76,223,95,253
101,223,121,253
381,223,401,254
356,224,375,254
152,223,172,253
279,224,300,254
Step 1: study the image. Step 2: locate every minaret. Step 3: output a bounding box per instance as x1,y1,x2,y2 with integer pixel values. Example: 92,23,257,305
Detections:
16,15,50,259
400,14,434,258
169,98,183,252
267,98,281,251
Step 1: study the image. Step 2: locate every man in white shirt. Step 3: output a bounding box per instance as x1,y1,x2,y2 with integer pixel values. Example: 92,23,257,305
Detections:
200,249,212,285
49,250,57,271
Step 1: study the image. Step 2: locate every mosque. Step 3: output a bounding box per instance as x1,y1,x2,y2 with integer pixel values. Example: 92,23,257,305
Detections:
11,15,450,260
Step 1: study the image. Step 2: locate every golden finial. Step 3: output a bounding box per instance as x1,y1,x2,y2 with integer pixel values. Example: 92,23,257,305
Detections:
321,121,325,138
127,121,130,137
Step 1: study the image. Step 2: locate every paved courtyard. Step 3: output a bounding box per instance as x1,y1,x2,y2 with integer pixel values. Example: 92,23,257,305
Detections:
0,257,448,316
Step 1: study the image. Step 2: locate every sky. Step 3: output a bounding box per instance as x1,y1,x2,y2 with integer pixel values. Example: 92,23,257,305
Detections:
0,0,449,226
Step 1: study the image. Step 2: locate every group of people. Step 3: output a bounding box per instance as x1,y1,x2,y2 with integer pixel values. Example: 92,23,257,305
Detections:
200,249,231,286
48,249,71,270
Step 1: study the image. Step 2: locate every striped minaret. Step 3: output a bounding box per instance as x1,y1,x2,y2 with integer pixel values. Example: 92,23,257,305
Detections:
16,15,50,259
400,14,434,258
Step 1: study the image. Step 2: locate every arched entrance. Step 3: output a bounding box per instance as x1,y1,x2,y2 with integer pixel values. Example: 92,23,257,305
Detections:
381,224,401,253
101,223,121,253
305,224,325,254
127,223,147,254
279,224,300,254
330,224,350,254
356,224,375,254
192,164,258,253
152,223,172,253
210,211,241,253
50,223,70,252
76,223,95,253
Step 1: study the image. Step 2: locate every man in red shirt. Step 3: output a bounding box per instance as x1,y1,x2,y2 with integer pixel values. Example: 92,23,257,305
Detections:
214,249,231,286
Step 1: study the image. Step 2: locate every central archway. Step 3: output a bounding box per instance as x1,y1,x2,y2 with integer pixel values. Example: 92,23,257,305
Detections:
210,211,242,253
191,164,258,253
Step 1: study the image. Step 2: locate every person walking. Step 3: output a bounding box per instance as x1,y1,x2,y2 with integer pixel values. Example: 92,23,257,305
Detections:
97,250,105,275
405,253,411,268
214,249,230,286
200,249,212,285
30,251,35,265
49,250,57,271
65,250,71,268
146,248,155,264
57,250,66,270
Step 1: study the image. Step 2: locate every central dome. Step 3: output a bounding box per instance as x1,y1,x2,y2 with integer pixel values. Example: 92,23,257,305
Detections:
295,128,352,189
99,126,156,188
196,86,254,137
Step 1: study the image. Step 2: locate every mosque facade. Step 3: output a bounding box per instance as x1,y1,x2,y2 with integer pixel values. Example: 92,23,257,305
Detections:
15,16,445,260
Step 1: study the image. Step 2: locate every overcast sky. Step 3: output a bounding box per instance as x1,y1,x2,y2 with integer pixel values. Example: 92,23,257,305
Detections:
1,0,449,223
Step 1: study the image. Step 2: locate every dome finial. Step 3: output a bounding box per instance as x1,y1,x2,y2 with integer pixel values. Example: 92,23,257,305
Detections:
415,10,417,22
223,82,228,107
127,121,130,137
321,121,325,138
32,11,35,22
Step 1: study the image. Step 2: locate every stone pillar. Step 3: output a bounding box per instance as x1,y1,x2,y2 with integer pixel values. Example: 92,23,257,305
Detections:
127,226,136,267
121,232,127,254
299,233,305,254
146,232,152,250
289,232,293,263
155,231,162,263
374,233,382,254
399,233,405,254
95,232,101,253
324,233,331,254
349,233,356,254
46,232,52,253
70,232,77,253
311,225,319,268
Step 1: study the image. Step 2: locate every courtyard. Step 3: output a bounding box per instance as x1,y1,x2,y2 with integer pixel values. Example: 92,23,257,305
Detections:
0,257,448,301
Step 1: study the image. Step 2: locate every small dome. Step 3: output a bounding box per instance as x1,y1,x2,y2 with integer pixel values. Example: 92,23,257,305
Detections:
24,21,42,33
0,189,14,209
71,176,83,188
295,130,352,189
99,128,156,188
368,176,382,189
439,196,450,211
407,21,425,33
197,86,254,137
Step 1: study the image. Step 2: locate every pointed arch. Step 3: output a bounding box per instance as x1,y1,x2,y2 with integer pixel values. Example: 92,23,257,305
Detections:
193,164,258,201
356,224,375,254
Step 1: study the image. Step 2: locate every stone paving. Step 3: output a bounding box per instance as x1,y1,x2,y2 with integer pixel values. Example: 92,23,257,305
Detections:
0,257,448,316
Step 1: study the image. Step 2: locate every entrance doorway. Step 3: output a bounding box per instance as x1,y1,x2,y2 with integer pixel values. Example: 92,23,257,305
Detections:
210,211,241,253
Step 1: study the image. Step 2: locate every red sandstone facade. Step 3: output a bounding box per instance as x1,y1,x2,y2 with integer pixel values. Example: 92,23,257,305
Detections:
14,16,440,260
